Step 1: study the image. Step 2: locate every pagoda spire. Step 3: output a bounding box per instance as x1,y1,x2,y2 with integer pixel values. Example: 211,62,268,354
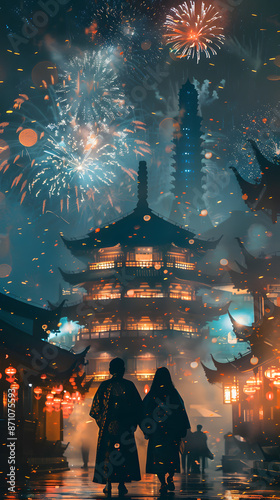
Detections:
137,161,149,209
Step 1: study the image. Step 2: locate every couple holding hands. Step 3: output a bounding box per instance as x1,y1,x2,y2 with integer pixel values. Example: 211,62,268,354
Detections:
90,357,190,496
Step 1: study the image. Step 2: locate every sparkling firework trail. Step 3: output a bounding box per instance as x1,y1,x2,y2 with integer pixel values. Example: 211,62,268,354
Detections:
1,89,151,216
56,50,131,124
164,1,225,63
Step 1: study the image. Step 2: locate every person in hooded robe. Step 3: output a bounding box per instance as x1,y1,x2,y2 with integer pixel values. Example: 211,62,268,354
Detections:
90,358,142,496
142,367,190,494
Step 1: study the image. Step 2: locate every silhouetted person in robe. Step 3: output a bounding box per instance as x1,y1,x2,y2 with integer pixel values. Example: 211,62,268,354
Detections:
89,358,142,496
192,424,213,473
142,367,190,494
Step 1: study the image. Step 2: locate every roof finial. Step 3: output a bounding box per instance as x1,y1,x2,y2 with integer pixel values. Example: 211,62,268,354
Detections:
137,161,149,209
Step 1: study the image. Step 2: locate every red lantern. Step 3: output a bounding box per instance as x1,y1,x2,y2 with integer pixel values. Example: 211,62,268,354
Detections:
5,366,16,383
266,391,274,401
53,397,61,412
40,374,47,380
144,384,150,395
11,383,19,390
34,387,42,400
45,400,53,413
265,367,280,380
243,386,256,395
10,382,19,395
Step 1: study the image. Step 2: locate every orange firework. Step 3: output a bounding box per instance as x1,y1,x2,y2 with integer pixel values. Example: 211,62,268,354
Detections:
164,1,225,63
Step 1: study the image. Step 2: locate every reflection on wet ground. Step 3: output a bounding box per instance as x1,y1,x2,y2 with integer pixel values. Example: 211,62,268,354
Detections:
2,468,280,499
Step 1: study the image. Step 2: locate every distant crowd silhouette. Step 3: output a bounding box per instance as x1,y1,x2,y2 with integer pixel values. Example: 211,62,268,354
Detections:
89,358,213,496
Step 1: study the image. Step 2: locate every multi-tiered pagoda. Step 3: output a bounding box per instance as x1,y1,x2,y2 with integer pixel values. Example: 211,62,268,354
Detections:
59,161,228,384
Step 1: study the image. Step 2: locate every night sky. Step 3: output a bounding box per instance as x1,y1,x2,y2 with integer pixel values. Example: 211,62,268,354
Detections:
0,0,279,343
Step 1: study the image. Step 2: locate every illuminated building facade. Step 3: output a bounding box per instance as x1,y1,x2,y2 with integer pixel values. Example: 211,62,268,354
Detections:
170,80,203,226
0,294,91,475
59,161,228,385
202,240,280,469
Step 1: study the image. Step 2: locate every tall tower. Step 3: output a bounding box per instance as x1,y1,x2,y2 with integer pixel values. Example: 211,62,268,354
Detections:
170,80,203,226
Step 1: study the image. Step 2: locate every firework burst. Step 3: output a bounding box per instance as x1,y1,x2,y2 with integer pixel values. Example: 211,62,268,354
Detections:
1,90,151,216
56,50,131,124
164,1,225,63
75,0,163,67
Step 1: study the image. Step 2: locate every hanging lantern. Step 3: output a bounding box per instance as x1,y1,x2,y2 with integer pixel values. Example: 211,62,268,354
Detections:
10,382,19,397
223,380,239,404
245,375,262,390
53,397,61,412
144,384,150,395
266,391,274,401
5,366,16,383
34,387,43,400
0,372,2,380
46,393,54,402
40,374,47,380
250,356,259,366
45,401,53,412
264,367,280,379
243,385,257,395
273,379,280,388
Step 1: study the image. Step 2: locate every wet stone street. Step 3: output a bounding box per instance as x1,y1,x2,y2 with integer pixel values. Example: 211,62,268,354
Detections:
3,468,280,500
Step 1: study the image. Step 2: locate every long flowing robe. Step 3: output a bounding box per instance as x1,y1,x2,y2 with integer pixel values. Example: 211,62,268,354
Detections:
142,388,190,474
90,375,142,484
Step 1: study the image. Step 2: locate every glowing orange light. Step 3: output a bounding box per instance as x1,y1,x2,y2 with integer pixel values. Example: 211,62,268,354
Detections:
220,258,228,266
190,361,198,369
34,387,43,400
205,152,212,159
250,356,259,365
5,366,16,382
19,129,38,147
266,391,274,401
200,209,208,217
